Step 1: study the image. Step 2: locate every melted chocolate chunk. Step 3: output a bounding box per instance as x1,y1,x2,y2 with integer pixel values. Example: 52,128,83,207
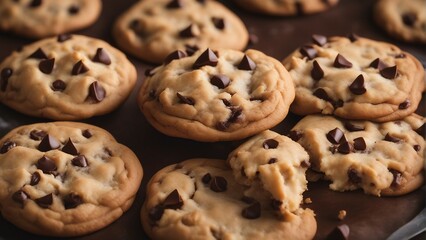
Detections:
30,172,41,185
349,74,366,95
268,158,277,164
88,81,106,102
185,44,199,56
12,190,29,205
164,50,187,65
333,54,352,68
398,99,411,109
326,128,344,144
347,33,359,42
237,55,256,71
1,68,13,91
312,34,327,46
202,173,212,184
193,48,218,69
288,130,303,141
149,205,164,221
380,66,397,79
210,74,230,89
71,60,89,75
179,24,197,38
344,122,364,132
72,155,88,167
39,58,55,74
177,93,195,105
28,48,47,59
51,80,66,91
68,5,79,14
299,45,317,60
212,17,225,30
29,0,42,8
353,137,366,151
38,134,60,152
313,88,331,102
347,168,361,184
30,130,47,140
63,193,83,209
0,141,16,154
36,156,57,174
62,138,78,155
57,34,72,42
271,199,282,211
166,0,183,8
82,129,92,138
93,48,111,65
338,141,352,154
163,189,184,209
210,176,227,192
242,201,261,219
389,169,403,187
35,193,53,208
263,139,279,149
384,133,401,143
402,12,417,27
326,224,350,240
311,60,324,81
369,58,387,70
413,145,421,152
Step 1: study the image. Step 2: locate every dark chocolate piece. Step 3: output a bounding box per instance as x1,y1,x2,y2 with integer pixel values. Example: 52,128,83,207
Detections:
242,201,261,219
312,34,327,46
30,172,41,185
35,193,53,208
210,176,227,192
413,145,421,152
93,48,111,65
36,156,57,174
30,130,47,140
402,12,417,27
210,74,230,89
38,135,60,152
384,133,400,143
38,58,55,74
398,99,411,109
347,33,359,42
347,168,361,184
62,138,78,155
28,48,47,59
299,45,317,60
179,24,197,38
164,50,187,65
311,60,324,81
88,81,106,102
369,58,387,70
82,129,92,138
326,224,350,240
212,17,225,30
353,137,366,151
52,80,66,91
177,93,195,105
326,128,344,144
389,169,403,187
380,66,397,79
192,48,218,69
263,139,279,149
0,141,16,154
149,205,164,221
166,0,183,8
72,155,88,168
68,5,80,14
338,141,352,154
71,60,89,75
185,44,199,56
202,173,212,184
268,158,277,164
163,189,183,209
349,74,366,95
12,190,29,205
333,54,352,68
313,88,331,102
63,193,83,209
344,122,364,132
288,130,303,142
237,55,256,71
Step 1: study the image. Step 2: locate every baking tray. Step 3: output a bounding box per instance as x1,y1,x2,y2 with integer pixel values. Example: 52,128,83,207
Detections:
0,0,425,239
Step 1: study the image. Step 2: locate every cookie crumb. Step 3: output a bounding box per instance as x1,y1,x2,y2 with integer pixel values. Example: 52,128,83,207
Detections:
304,197,312,204
338,210,347,220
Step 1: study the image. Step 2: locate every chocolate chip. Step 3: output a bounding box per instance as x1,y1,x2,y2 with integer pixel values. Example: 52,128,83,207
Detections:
1,68,13,91
299,45,317,60
68,5,79,15
28,48,47,59
35,193,53,208
92,48,111,65
166,0,183,8
326,128,345,144
179,24,197,38
416,124,425,136
237,55,256,71
338,141,353,154
263,139,279,149
311,60,324,81
63,193,83,209
242,201,261,219
29,0,42,8
57,34,72,42
344,122,364,132
36,156,57,174
210,74,230,89
148,89,156,99
12,190,29,205
333,99,344,109
72,155,88,167
413,145,421,151
268,158,277,164
313,88,331,102
301,160,311,168
88,81,106,102
184,44,199,56
177,92,195,105
52,80,66,91
0,141,16,154
210,176,227,192
202,173,212,184
38,134,60,152
288,130,303,141
228,107,243,123
402,12,417,26
30,130,47,140
347,168,361,184
353,137,366,151
82,129,92,138
149,205,164,221
163,189,183,210
347,33,359,42
398,99,410,109
380,66,397,79
349,74,366,95
384,133,400,143
38,58,55,74
271,199,282,211
389,169,402,187
164,50,187,65
30,172,41,185
312,34,327,46
369,58,387,70
212,17,225,30
333,54,352,68
193,48,218,69
71,60,89,75
62,138,78,155
326,224,350,240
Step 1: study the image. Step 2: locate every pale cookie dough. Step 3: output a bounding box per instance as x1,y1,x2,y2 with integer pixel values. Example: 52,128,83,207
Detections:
0,122,143,237
113,0,249,64
290,114,425,196
282,35,425,122
138,48,295,142
374,0,426,44
0,0,102,39
0,34,137,120
141,158,316,240
231,0,339,16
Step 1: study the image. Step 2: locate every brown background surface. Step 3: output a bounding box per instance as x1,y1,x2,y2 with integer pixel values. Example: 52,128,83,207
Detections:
0,0,425,239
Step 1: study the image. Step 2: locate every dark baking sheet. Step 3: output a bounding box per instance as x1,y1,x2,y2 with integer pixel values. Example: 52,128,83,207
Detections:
0,0,425,239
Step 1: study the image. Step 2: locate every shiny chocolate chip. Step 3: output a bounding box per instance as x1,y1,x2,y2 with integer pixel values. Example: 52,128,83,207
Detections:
347,168,361,184
68,5,79,14
72,155,88,167
413,145,421,151
0,141,16,154
71,60,89,75
36,156,57,174
210,74,230,89
347,33,359,42
237,55,256,71
149,205,164,221
268,158,277,164
12,190,29,205
52,80,66,91
30,172,41,185
349,74,366,95
384,133,400,143
164,50,187,65
333,54,352,68
35,193,53,208
299,45,317,60
416,123,425,136
344,122,364,132
313,88,331,102
228,107,242,123
88,81,106,102
263,139,279,149
389,169,403,187
202,173,212,184
398,99,411,109
57,34,72,42
28,48,47,59
212,17,225,30
38,134,60,152
326,128,344,144
312,34,327,46
63,193,83,209
402,12,417,26
242,201,261,219
163,189,183,209
177,92,195,105
62,138,78,155
192,48,218,69
369,58,387,70
39,58,55,74
338,141,353,154
179,24,197,38
1,68,13,91
185,44,199,56
93,48,111,65
353,137,366,151
29,0,42,8
326,224,350,240
166,0,183,8
82,129,92,138
311,60,324,81
380,66,397,79
210,176,227,192
288,130,303,141
30,130,47,140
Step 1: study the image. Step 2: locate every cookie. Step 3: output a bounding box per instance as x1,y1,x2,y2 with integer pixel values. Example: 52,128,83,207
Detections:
113,0,249,64
141,158,316,240
0,34,137,120
0,0,102,39
0,122,143,237
290,114,425,196
137,48,295,142
230,0,339,16
374,0,426,44
282,35,425,122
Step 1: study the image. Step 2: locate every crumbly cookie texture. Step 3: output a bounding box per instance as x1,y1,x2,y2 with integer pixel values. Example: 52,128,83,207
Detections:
138,48,295,142
113,0,249,64
290,114,425,196
374,0,426,44
0,34,137,120
0,122,143,237
0,0,101,39
231,0,339,16
141,158,316,240
282,35,425,122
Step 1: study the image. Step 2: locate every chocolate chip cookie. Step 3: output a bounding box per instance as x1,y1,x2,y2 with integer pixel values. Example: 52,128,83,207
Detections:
290,114,425,196
0,34,137,120
0,0,102,39
141,158,316,240
282,35,425,122
374,0,426,44
0,122,143,237
138,48,295,142
231,0,339,16
113,0,249,64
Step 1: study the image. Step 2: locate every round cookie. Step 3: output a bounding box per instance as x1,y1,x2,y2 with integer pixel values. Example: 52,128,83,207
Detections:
0,122,143,237
0,34,137,120
230,0,339,16
374,0,426,44
113,0,249,64
138,48,295,142
282,35,425,122
289,114,425,196
0,0,102,39
141,158,316,240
